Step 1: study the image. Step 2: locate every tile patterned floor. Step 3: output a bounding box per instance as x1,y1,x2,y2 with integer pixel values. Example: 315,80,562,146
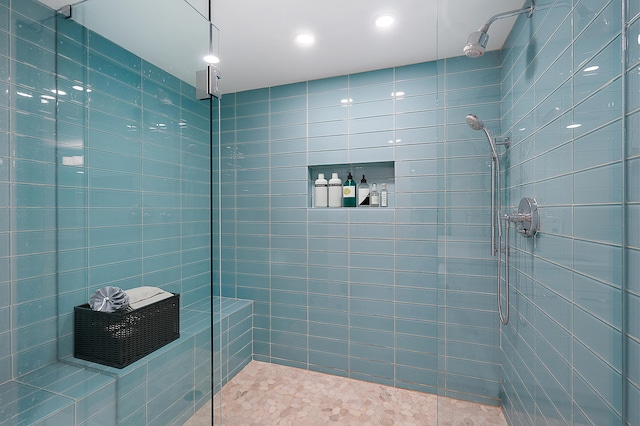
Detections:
185,360,507,425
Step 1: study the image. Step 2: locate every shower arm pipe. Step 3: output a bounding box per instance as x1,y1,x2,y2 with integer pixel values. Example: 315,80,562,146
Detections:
476,0,536,33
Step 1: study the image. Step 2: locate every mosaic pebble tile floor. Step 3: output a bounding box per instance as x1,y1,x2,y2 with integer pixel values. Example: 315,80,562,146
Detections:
185,360,506,425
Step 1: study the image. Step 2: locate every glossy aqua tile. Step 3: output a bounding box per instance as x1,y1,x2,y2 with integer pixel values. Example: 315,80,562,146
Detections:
88,70,141,107
12,109,55,141
308,89,349,109
629,17,640,66
574,0,622,69
349,68,393,87
394,76,438,98
308,105,346,123
446,85,500,107
12,60,56,94
141,60,180,92
396,61,438,80
88,109,141,141
396,93,438,114
446,67,501,91
576,336,623,409
575,37,622,104
235,88,269,105
574,161,622,204
89,31,140,72
0,5,7,32
573,372,621,426
0,56,7,83
308,75,348,93
395,109,437,130
534,80,572,130
627,382,640,425
574,204,623,245
88,90,141,121
269,82,306,99
626,292,640,341
88,150,142,176
88,50,143,89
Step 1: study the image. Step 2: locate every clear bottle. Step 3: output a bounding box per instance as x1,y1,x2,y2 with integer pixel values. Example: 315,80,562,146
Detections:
314,173,328,207
380,183,388,207
328,173,342,207
370,183,379,207
357,175,370,207
343,172,356,207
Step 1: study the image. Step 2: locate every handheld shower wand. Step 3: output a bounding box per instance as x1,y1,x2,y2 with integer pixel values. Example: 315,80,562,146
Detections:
464,0,536,58
466,114,510,324
465,114,505,256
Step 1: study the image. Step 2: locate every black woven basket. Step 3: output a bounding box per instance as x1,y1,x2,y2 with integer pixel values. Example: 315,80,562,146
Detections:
74,293,180,369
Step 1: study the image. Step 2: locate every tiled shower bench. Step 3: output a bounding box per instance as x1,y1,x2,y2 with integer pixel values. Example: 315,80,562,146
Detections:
0,296,252,425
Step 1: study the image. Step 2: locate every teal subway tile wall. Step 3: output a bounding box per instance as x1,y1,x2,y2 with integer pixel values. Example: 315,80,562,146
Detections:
3,0,58,382
625,2,639,426
2,0,639,424
499,0,630,425
52,14,212,358
218,0,637,422
2,0,220,423
219,53,503,402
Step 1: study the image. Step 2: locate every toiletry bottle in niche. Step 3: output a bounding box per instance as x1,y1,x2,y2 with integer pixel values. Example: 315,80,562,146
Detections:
328,172,342,207
380,183,388,207
314,173,328,207
343,172,356,207
357,175,370,207
370,183,379,207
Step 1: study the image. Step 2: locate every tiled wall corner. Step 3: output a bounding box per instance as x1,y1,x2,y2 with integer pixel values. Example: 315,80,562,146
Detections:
500,0,629,425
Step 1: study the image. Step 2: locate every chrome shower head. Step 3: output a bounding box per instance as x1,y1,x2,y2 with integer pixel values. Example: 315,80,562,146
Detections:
466,114,485,131
466,113,499,159
464,31,489,58
463,1,536,58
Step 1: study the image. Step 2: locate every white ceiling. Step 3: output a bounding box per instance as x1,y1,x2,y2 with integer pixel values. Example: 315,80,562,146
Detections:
37,0,525,94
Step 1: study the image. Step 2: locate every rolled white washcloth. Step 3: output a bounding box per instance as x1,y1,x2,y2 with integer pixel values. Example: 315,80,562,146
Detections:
125,286,174,310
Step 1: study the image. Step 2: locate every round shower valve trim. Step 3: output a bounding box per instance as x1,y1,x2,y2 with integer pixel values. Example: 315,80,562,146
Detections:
505,197,540,237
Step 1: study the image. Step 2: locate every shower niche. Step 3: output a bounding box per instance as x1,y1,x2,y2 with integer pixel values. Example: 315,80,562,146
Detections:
308,161,395,208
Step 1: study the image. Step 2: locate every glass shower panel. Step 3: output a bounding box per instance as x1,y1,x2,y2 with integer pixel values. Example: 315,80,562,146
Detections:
435,1,629,425
436,0,521,423
55,0,216,423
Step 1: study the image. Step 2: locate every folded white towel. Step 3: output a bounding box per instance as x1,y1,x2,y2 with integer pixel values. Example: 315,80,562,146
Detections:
125,286,174,310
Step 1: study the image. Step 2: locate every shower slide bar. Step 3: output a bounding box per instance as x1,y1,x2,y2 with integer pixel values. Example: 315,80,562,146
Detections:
499,197,540,325
465,114,540,325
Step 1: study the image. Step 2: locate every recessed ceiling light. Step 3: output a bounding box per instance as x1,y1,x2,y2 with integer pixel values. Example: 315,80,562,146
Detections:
203,55,220,64
583,65,599,72
566,123,582,129
375,15,394,28
296,33,315,46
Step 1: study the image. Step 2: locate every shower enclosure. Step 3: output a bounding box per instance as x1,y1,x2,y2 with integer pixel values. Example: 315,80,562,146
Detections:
1,0,637,424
